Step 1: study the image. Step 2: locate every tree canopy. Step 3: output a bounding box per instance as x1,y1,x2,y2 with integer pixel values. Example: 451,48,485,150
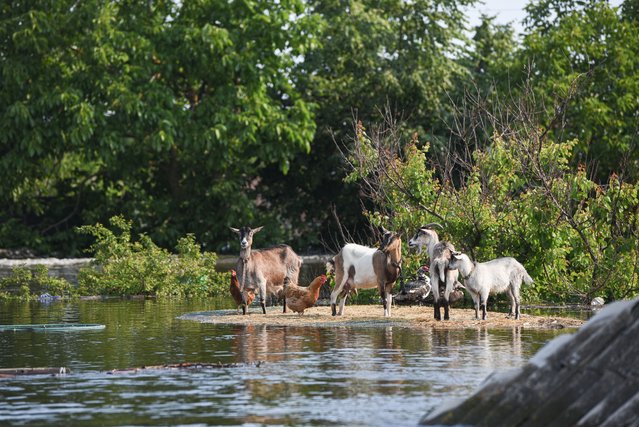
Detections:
1,0,315,251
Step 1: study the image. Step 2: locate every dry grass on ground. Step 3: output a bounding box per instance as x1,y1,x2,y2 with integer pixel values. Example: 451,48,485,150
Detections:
184,304,585,330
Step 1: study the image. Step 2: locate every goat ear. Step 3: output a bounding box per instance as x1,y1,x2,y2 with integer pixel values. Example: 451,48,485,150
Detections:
229,227,240,234
252,226,264,234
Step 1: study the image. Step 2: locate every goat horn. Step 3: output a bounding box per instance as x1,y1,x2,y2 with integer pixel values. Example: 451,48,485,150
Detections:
421,223,444,230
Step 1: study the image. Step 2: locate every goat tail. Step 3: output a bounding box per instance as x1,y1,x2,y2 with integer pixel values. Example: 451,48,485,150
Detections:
523,271,534,285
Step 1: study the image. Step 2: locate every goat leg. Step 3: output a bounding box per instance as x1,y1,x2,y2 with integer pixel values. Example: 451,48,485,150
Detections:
434,301,441,321
443,299,450,321
258,284,267,315
337,295,347,315
379,284,386,317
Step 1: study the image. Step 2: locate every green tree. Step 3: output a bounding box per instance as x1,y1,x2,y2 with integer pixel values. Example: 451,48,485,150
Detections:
444,14,517,177
462,14,516,94
0,0,316,254
341,114,639,304
257,0,478,250
515,0,639,182
297,0,475,143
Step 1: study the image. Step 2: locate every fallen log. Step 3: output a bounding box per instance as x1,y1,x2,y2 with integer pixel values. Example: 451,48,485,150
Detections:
107,361,264,374
0,367,70,378
0,323,105,332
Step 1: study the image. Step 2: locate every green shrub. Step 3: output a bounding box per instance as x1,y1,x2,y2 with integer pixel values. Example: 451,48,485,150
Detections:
76,216,228,297
0,265,73,300
344,122,639,304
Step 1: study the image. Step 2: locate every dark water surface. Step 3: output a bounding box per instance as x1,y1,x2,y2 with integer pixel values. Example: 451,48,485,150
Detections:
0,300,575,426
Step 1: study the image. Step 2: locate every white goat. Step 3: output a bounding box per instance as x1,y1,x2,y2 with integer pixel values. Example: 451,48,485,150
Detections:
327,229,402,317
408,224,459,320
230,226,302,315
448,252,533,320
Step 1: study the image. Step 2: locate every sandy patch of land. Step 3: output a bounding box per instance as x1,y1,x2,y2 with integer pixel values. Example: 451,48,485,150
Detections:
181,304,585,330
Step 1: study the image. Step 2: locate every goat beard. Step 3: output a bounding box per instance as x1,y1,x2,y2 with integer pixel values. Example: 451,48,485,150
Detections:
410,244,423,254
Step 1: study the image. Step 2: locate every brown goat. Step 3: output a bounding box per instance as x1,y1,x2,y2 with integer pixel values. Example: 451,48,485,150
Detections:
230,226,302,315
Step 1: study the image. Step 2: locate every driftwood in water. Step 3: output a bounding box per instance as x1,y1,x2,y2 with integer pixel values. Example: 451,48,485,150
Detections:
107,361,264,374
0,367,69,378
421,298,639,427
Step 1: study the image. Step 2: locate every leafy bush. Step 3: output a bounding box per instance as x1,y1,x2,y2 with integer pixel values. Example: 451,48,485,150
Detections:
0,265,73,300
342,120,639,305
77,216,228,297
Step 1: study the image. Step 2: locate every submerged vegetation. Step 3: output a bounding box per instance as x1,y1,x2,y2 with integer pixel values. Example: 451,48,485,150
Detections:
0,216,229,300
0,265,73,300
76,216,227,298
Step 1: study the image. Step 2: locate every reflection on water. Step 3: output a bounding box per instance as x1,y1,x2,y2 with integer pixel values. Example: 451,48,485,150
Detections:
0,300,573,426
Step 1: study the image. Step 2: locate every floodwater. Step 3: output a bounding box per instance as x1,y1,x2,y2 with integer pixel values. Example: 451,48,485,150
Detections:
0,299,578,426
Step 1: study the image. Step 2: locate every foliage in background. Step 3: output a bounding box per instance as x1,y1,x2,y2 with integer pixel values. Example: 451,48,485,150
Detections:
0,0,316,254
258,0,478,251
515,0,639,182
0,265,73,300
77,216,228,297
342,103,639,304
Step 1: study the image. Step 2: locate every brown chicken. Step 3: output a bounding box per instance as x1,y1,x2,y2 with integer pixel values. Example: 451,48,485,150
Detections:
284,274,328,315
230,270,255,314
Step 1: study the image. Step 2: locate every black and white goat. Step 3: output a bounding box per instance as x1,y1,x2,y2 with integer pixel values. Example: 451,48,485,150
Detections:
327,229,402,317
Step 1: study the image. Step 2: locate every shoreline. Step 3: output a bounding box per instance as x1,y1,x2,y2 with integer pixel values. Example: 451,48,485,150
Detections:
179,304,586,330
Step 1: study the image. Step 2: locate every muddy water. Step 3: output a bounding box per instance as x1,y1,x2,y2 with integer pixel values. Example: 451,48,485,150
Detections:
0,299,575,426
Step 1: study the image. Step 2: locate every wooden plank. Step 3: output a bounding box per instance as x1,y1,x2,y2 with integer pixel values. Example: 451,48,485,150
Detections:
0,323,105,332
106,361,264,375
0,367,70,378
